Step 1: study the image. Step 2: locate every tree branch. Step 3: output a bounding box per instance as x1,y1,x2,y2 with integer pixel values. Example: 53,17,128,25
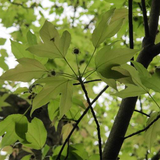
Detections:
79,77,102,160
148,0,160,44
73,79,101,85
134,109,150,117
124,114,160,139
56,85,109,160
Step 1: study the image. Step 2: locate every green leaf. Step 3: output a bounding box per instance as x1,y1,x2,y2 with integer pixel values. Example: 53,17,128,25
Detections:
92,8,125,47
59,30,71,57
48,100,59,121
27,30,37,45
110,8,128,23
103,18,124,38
113,84,146,98
31,77,70,114
27,43,62,59
140,68,160,92
96,47,138,74
39,20,60,44
0,58,47,82
0,114,28,148
132,61,151,78
0,49,8,57
0,93,10,108
71,144,88,159
59,80,73,118
0,57,8,71
112,64,146,87
21,155,31,160
25,118,47,150
0,38,6,45
11,40,34,59
95,47,138,89
27,23,71,59
92,9,115,47
145,112,160,150
88,154,100,160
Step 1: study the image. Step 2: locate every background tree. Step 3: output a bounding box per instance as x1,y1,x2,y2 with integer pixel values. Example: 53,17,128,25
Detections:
0,0,160,160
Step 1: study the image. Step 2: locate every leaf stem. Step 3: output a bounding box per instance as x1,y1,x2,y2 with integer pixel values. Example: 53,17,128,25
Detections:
53,42,78,78
82,47,97,77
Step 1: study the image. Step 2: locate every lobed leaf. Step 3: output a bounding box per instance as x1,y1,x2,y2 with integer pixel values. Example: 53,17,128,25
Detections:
25,118,47,150
0,58,47,82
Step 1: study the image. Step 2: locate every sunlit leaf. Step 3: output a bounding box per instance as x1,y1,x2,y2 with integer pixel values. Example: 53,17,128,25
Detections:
59,80,73,118
31,77,71,115
145,112,160,150
92,8,126,47
92,9,115,47
27,43,62,59
11,40,34,59
39,20,60,44
113,84,146,98
21,155,31,160
0,114,28,148
28,21,71,59
0,38,6,45
0,58,47,82
27,30,37,45
62,123,73,142
140,67,160,92
25,118,47,150
59,30,71,57
48,100,59,121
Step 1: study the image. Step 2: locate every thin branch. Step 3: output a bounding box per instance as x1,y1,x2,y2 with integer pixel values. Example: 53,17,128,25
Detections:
124,114,160,139
82,47,97,77
56,85,109,160
73,79,101,85
79,77,102,160
139,97,143,112
8,0,31,9
141,0,150,37
134,109,150,117
128,0,134,50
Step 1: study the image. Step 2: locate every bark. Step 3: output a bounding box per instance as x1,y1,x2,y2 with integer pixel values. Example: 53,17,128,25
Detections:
102,0,160,159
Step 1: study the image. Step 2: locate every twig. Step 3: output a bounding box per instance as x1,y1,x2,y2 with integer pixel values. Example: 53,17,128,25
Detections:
139,97,143,112
55,85,109,160
73,79,101,85
8,0,31,9
128,0,134,50
134,109,150,117
141,0,150,37
124,114,160,139
79,77,102,160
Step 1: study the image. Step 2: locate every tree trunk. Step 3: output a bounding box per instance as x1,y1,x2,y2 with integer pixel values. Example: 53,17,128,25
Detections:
102,0,160,159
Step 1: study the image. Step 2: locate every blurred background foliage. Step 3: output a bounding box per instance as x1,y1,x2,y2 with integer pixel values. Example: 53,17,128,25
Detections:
0,0,159,159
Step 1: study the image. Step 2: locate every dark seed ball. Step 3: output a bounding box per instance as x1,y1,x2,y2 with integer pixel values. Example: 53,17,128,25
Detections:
51,70,56,76
73,48,80,54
